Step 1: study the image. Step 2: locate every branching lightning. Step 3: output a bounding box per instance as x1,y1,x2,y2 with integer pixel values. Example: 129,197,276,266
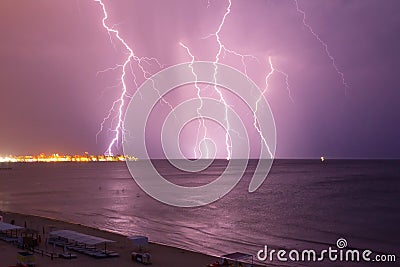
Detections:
254,57,276,158
275,67,294,103
180,0,291,160
179,42,209,159
211,0,233,160
95,0,165,155
95,0,349,159
294,0,350,92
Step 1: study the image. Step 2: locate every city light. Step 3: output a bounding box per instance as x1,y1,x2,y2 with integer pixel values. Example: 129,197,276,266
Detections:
0,153,137,163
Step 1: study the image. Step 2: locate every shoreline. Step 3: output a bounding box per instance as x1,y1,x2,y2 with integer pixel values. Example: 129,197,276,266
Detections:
0,210,231,267
0,211,217,267
0,210,223,259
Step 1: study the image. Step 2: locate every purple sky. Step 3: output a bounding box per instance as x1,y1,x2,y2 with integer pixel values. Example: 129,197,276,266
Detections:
0,0,399,158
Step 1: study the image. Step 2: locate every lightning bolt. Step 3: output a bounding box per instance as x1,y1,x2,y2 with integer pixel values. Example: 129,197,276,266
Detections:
184,0,287,160
179,0,235,160
294,0,350,92
211,0,233,160
180,0,292,160
95,0,165,155
253,56,278,158
179,42,209,159
94,0,348,160
275,67,294,103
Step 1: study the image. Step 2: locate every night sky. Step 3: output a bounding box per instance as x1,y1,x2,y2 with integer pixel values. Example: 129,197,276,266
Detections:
0,0,399,159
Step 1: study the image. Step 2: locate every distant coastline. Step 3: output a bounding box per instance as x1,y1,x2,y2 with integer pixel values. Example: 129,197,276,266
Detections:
0,153,137,163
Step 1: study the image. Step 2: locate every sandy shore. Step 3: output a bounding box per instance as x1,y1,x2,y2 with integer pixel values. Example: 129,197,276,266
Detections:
0,211,222,267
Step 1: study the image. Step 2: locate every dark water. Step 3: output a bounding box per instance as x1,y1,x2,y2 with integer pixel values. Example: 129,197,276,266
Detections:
0,160,399,266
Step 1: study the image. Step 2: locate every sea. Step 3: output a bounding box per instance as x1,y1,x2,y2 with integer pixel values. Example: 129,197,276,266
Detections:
0,160,399,266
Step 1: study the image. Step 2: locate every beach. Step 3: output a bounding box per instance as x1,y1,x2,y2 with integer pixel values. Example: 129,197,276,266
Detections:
0,211,222,267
